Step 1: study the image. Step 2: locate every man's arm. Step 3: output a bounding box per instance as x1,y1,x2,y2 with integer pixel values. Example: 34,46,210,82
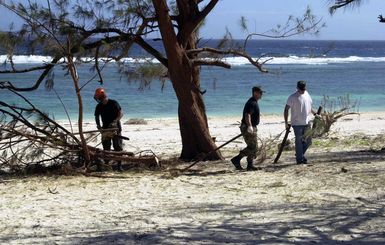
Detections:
95,105,101,129
112,101,123,123
116,110,123,121
284,105,290,129
111,110,123,125
95,116,101,130
244,112,254,134
244,113,252,127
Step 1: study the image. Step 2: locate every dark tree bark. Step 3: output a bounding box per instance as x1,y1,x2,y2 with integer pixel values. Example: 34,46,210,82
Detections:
152,0,222,160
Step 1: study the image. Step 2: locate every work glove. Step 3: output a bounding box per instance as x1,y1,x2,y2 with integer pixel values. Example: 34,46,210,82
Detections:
247,126,254,134
285,122,291,130
101,130,117,141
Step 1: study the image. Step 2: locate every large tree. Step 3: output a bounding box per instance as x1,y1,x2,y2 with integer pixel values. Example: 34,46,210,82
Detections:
0,0,322,161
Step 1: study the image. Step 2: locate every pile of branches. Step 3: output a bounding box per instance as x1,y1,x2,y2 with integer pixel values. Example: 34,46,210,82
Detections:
312,94,360,137
255,131,288,164
0,84,155,174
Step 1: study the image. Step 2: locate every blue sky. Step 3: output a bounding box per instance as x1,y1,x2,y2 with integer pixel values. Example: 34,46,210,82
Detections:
0,0,384,40
201,0,385,40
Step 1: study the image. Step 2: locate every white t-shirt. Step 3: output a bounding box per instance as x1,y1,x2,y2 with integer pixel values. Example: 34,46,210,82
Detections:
286,90,313,126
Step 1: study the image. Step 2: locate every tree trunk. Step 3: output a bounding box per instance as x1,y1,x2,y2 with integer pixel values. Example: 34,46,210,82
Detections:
170,53,222,161
177,81,222,160
178,27,219,160
68,56,91,169
153,0,223,161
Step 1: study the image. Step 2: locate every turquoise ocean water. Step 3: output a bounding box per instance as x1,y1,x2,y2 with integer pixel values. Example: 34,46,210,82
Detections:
1,40,385,120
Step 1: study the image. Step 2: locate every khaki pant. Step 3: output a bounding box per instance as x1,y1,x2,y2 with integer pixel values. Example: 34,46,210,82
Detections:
239,124,258,162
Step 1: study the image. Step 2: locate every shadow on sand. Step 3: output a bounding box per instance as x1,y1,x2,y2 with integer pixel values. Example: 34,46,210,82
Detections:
1,149,384,244
66,202,385,244
2,201,384,244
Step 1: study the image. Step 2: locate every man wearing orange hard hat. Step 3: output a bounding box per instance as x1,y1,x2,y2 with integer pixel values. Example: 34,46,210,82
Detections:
94,87,124,171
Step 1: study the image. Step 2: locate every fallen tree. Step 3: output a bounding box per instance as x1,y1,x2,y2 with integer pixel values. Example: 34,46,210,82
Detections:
0,84,158,174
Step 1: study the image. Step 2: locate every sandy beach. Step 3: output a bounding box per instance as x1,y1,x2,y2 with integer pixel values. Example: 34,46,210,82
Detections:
1,112,385,244
2,0,385,243
111,112,385,158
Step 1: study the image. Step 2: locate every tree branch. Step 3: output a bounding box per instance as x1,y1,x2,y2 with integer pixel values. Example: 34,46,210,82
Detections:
152,0,182,67
187,47,268,72
135,36,168,67
0,64,53,74
2,56,61,91
191,59,231,69
378,14,385,23
177,0,219,46
243,17,323,50
329,0,357,14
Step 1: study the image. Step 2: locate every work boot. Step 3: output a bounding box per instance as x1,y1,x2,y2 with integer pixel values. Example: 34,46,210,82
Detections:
302,157,308,164
231,155,243,170
116,161,124,172
246,160,258,171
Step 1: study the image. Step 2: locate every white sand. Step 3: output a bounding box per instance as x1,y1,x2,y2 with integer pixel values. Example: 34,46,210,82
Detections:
109,112,385,158
1,112,385,244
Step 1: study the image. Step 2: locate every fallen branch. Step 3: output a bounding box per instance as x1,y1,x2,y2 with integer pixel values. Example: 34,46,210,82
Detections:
0,87,159,173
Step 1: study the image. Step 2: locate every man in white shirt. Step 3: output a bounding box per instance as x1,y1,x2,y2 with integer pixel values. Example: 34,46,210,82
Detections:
284,81,316,164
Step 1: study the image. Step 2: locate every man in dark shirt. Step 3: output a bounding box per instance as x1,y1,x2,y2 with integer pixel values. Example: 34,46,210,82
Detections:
231,86,264,171
94,88,124,171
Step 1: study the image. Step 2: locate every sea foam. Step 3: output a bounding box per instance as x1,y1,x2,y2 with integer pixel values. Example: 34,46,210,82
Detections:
2,55,385,66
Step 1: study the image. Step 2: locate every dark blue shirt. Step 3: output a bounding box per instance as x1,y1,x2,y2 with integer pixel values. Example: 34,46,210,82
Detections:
241,97,260,127
94,99,121,128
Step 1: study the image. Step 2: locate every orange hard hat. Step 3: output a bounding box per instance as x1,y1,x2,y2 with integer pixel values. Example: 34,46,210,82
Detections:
94,88,106,100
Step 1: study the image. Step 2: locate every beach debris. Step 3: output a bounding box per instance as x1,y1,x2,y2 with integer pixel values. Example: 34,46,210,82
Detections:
274,124,291,164
311,95,360,137
174,128,287,176
183,133,243,171
124,118,148,125
48,187,59,194
0,87,159,174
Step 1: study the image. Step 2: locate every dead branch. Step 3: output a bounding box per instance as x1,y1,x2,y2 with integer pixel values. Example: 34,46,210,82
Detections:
48,187,59,194
310,94,360,137
243,18,323,49
0,87,158,173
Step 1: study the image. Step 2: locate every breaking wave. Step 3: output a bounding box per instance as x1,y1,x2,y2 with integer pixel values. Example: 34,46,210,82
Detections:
223,56,385,65
2,55,385,66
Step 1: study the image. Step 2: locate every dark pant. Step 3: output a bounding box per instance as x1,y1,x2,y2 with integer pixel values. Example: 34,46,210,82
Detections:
292,124,312,163
101,130,123,169
102,132,123,151
102,121,123,151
